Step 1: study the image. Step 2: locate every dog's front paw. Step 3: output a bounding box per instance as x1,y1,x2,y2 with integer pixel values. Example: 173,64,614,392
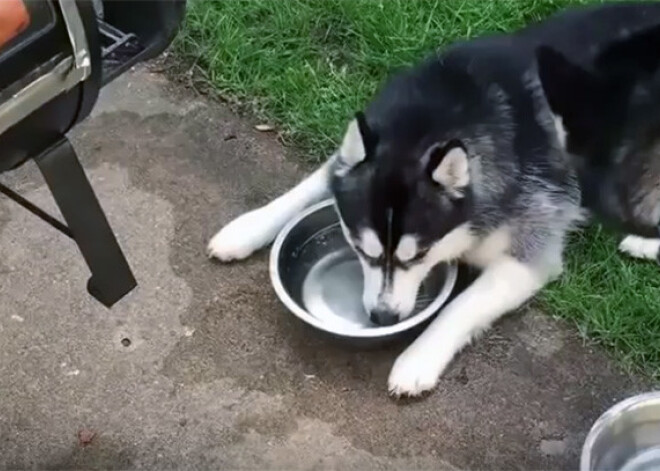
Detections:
618,235,660,261
387,346,446,397
207,210,276,262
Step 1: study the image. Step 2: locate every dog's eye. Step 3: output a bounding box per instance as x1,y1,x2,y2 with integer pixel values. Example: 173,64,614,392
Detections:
397,248,429,267
353,245,382,265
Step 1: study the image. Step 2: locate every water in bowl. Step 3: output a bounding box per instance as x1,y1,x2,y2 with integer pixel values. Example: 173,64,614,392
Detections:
299,228,438,330
619,447,660,471
302,248,368,329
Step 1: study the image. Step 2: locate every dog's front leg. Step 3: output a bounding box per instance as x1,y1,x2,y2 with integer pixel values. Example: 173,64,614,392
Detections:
208,158,333,261
387,256,549,397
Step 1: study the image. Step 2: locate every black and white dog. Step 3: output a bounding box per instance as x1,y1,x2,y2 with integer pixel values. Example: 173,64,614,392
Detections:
208,2,660,396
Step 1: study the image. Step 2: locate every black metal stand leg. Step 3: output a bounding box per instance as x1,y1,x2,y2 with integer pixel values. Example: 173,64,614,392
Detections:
35,138,137,307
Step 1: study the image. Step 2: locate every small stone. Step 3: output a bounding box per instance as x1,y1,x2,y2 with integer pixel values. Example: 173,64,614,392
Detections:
540,438,567,456
183,326,195,337
255,124,274,132
78,429,96,447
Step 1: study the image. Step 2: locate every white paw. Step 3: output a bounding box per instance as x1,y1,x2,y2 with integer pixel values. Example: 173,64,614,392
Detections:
207,210,277,262
618,235,660,261
387,346,447,397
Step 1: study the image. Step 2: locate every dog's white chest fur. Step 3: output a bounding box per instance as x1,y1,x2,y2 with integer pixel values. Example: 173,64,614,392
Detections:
462,225,512,268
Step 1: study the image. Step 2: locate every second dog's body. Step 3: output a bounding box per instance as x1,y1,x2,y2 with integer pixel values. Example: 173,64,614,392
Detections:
208,2,660,396
537,22,660,260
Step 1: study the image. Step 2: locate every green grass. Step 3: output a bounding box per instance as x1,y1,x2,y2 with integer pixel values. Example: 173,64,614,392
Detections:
543,226,660,378
176,0,660,380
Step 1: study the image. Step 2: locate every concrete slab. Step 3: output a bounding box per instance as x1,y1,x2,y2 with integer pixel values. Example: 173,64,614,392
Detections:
0,63,647,470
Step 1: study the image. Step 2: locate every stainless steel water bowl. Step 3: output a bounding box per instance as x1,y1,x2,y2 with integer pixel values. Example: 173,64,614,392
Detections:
581,391,660,471
269,199,458,344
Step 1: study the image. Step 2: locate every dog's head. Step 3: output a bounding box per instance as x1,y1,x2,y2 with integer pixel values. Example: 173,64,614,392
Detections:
330,112,473,325
327,56,519,325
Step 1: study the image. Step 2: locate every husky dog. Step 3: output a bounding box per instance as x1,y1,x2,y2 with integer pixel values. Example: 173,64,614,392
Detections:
208,3,660,396
536,23,660,261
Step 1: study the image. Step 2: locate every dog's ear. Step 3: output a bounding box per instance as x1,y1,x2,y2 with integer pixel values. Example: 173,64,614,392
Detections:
426,140,469,197
338,112,377,169
596,23,660,77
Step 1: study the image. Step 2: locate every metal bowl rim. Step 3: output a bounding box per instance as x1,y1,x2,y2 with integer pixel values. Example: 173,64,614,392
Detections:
269,199,458,339
580,390,660,471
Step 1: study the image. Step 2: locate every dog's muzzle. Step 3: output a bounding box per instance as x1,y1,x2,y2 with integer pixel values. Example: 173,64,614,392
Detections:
368,308,399,326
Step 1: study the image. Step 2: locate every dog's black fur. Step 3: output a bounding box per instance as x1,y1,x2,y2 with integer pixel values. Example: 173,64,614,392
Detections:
537,22,660,238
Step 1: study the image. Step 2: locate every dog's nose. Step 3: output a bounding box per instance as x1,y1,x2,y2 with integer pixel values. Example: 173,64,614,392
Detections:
369,308,399,326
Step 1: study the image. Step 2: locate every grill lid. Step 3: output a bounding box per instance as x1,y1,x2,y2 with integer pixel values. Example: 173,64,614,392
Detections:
0,0,92,136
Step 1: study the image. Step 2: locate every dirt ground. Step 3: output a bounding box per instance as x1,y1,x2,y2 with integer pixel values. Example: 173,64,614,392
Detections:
0,63,646,470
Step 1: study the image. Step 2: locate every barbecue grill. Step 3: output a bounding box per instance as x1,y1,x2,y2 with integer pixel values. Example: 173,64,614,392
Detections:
0,0,186,306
